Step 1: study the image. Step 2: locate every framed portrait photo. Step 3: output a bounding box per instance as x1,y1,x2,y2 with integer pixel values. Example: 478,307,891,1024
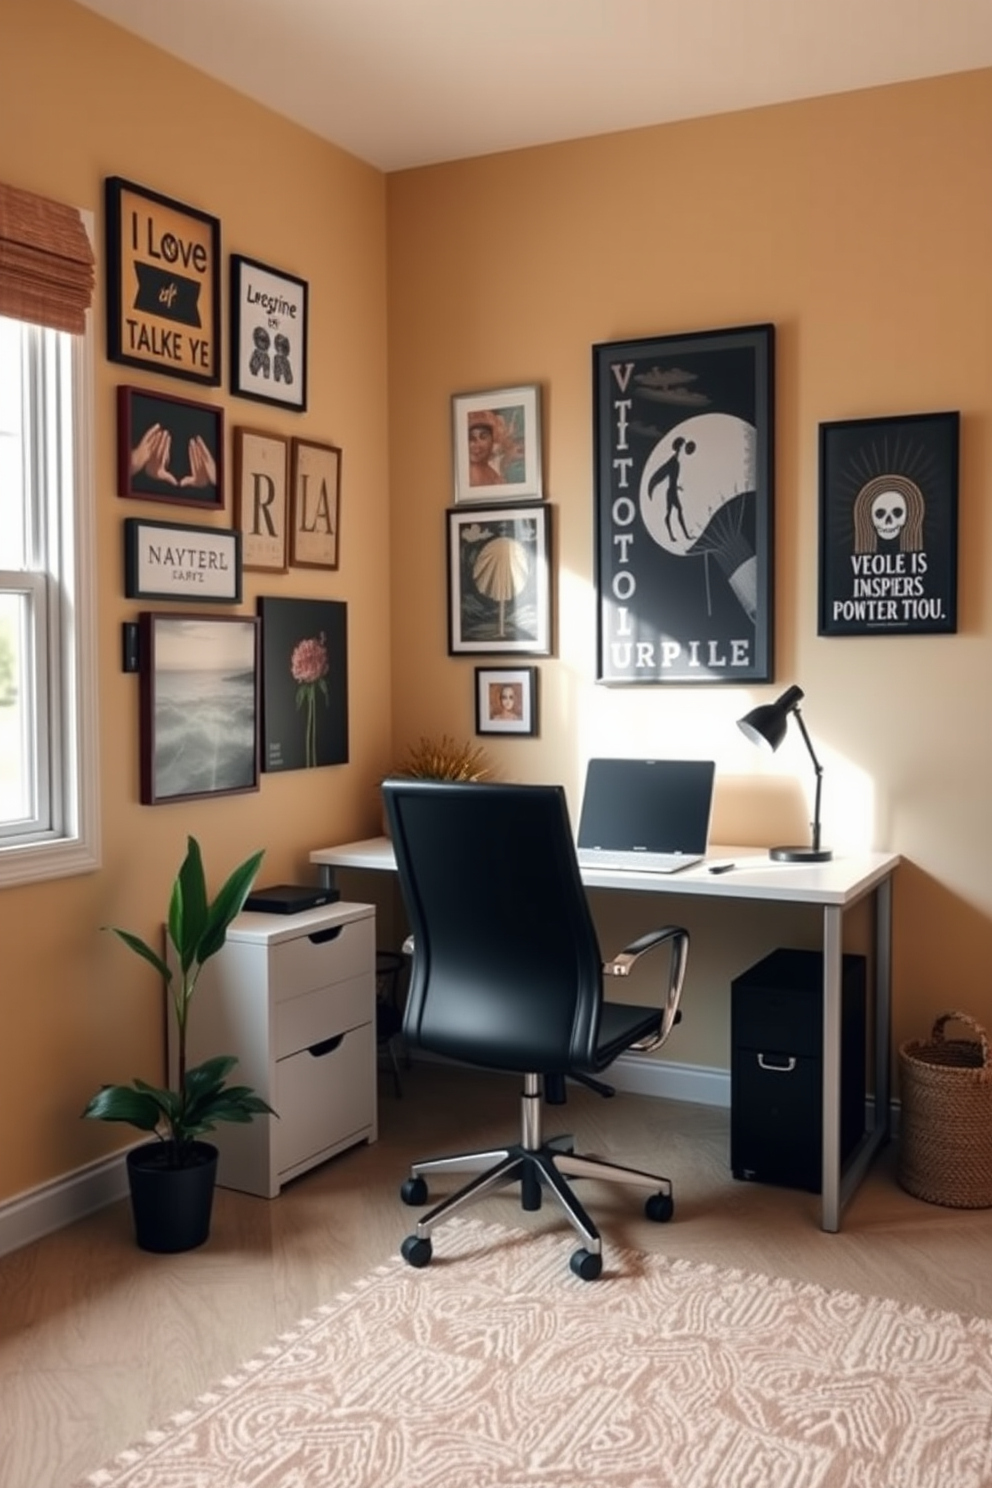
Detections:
290,437,341,569
104,177,221,386
117,385,224,509
230,254,308,411
452,384,543,504
447,503,552,656
592,324,775,684
138,612,260,805
475,666,538,737
818,410,959,636
233,427,289,572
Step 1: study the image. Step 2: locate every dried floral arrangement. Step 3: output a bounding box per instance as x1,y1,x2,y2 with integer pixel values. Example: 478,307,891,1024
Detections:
391,733,492,782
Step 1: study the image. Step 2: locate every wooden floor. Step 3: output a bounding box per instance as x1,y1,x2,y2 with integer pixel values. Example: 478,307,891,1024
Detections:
2,1061,990,1488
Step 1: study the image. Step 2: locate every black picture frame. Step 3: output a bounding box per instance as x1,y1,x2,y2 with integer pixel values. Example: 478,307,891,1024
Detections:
818,411,960,637
104,177,221,386
592,324,774,684
257,596,349,773
124,517,241,603
138,613,260,805
230,254,308,411
117,384,224,510
475,666,538,736
447,504,553,656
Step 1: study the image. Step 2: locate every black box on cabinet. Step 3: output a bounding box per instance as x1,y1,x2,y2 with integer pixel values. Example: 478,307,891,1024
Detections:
731,947,866,1193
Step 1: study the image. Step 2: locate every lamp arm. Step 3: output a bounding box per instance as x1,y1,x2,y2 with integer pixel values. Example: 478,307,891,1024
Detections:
791,706,824,853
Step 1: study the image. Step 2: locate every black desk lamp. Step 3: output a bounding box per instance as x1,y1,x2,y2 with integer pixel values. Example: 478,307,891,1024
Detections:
737,684,832,863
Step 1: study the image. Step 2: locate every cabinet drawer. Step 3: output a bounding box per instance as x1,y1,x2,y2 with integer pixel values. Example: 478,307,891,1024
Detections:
274,972,371,1060
274,1022,374,1176
268,915,374,1001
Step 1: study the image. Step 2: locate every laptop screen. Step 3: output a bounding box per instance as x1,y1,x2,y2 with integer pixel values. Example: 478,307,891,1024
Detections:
576,758,716,855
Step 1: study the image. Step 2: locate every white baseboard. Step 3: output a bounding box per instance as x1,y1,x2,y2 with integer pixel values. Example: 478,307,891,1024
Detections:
607,1053,731,1106
0,1150,131,1259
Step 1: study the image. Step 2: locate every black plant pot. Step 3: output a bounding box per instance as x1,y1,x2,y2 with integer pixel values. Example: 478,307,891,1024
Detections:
126,1140,219,1253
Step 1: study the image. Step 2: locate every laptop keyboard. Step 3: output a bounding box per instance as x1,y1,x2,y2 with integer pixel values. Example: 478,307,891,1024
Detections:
576,851,699,874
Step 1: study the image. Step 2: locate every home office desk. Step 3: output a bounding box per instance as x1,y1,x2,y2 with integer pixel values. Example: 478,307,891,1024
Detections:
310,837,900,1234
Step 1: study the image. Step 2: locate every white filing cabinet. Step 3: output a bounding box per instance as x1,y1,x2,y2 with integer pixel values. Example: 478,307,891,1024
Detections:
168,900,377,1198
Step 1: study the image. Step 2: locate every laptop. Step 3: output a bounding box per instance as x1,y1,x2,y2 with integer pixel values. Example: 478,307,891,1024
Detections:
575,758,716,874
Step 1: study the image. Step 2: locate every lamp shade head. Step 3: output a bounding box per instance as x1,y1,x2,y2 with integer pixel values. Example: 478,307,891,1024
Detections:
736,684,805,753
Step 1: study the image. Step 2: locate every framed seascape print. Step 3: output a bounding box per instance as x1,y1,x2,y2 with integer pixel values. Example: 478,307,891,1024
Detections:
447,503,552,656
475,666,538,737
138,613,260,805
257,596,348,772
105,177,221,386
592,324,774,684
233,427,289,572
290,437,341,569
124,517,241,604
230,254,308,411
818,410,959,636
117,385,224,510
452,384,543,504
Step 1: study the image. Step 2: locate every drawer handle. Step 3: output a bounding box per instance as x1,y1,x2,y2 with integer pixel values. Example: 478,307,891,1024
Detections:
757,1053,797,1072
308,1034,345,1058
308,926,343,946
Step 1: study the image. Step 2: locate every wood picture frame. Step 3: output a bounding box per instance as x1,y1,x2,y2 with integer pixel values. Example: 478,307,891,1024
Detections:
475,666,538,736
290,437,341,569
138,612,260,805
592,323,775,684
818,410,960,636
233,427,289,572
230,254,308,411
124,517,241,603
104,177,221,386
447,503,552,656
451,383,543,504
117,384,224,510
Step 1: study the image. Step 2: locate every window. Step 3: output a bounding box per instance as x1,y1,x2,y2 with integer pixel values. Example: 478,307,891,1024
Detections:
0,310,99,884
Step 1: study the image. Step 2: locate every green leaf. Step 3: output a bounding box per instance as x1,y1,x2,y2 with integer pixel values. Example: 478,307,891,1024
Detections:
81,1085,163,1130
197,848,264,965
102,927,171,985
171,836,209,977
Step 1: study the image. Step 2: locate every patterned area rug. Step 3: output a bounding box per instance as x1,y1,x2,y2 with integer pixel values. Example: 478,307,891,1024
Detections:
81,1217,992,1488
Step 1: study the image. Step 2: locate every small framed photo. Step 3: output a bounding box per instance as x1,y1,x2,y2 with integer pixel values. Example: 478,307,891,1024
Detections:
124,517,241,603
452,384,543,504
475,666,538,736
138,612,260,805
230,254,308,411
233,427,289,572
447,503,552,656
104,177,221,386
290,437,341,569
818,410,959,636
117,384,223,510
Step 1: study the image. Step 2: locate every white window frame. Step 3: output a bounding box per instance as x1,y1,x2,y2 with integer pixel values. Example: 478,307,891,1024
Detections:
0,244,100,885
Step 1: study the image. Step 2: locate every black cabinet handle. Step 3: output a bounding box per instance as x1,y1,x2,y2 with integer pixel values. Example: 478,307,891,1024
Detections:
308,1034,344,1058
308,926,343,946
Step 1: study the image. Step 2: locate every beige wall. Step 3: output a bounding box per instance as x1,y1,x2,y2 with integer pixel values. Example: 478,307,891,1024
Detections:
2,0,991,1204
385,71,992,1066
0,0,392,1199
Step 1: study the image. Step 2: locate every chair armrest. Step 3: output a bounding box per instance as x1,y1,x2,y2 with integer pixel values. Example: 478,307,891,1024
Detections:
603,925,689,1051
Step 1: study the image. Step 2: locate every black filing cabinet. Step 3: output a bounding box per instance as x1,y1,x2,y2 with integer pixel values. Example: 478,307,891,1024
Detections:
731,948,866,1193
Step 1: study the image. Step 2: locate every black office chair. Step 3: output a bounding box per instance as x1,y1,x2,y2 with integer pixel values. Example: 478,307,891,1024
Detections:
382,778,690,1280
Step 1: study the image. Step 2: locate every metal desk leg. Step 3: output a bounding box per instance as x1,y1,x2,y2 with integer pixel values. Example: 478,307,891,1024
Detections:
820,905,843,1232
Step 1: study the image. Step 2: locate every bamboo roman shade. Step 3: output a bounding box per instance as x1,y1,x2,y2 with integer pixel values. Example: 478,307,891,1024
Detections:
0,181,95,334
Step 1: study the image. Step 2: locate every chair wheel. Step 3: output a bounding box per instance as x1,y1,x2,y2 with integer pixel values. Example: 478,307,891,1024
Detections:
401,1234,432,1268
645,1191,674,1223
401,1176,428,1206
569,1247,602,1281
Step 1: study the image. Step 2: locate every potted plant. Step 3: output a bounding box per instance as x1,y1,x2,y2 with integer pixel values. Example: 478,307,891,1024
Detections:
83,836,274,1253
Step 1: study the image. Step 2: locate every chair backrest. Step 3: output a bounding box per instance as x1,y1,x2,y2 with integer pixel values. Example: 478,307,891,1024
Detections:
382,779,604,1074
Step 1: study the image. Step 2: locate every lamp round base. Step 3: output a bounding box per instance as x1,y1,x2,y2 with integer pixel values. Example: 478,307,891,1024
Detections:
769,846,833,863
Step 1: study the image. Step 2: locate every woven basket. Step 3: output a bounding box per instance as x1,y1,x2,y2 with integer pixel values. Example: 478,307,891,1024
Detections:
898,1010,992,1208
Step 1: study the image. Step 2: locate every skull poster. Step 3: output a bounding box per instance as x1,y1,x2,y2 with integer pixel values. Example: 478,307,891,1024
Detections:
818,411,959,636
593,325,774,684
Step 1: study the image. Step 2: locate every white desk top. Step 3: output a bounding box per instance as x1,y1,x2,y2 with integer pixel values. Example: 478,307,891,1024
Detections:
310,837,900,908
